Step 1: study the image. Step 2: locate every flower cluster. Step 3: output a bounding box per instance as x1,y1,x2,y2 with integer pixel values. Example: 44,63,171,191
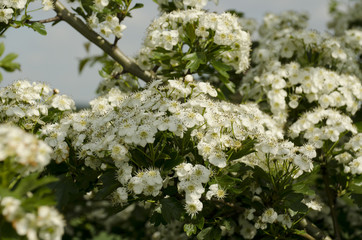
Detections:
240,61,362,125
0,0,53,24
175,163,211,217
0,124,52,176
335,133,362,175
0,196,65,240
38,77,318,222
258,11,309,38
243,10,362,83
154,0,218,11
289,108,357,148
0,80,75,130
88,12,127,38
328,0,362,35
138,9,251,74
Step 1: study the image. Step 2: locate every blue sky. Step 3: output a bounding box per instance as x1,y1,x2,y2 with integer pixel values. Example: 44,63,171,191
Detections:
1,0,332,105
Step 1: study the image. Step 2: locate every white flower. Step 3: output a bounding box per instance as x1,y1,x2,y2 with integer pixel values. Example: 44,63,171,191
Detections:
185,199,203,218
305,199,323,211
0,8,13,24
42,0,53,10
94,0,108,10
261,208,278,223
51,95,75,111
88,13,99,29
206,184,226,200
348,157,362,175
277,214,292,228
113,24,127,38
1,196,21,221
115,187,128,203
239,220,257,239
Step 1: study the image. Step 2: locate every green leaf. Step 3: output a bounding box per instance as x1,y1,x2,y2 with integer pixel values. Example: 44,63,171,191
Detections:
184,224,197,236
150,211,167,226
182,52,206,72
0,221,19,239
197,227,212,240
194,216,205,230
0,42,4,57
163,154,184,172
160,197,184,223
94,170,120,200
49,174,79,209
351,193,362,207
350,182,362,194
214,175,242,189
13,172,58,195
355,121,362,133
1,53,18,63
210,60,232,79
197,227,221,240
184,23,196,43
130,3,144,11
292,182,315,196
284,192,308,212
30,22,47,35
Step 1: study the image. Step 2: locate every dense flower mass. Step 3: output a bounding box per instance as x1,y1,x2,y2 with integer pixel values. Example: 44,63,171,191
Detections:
40,77,316,221
0,124,52,176
154,0,218,10
0,80,75,130
0,196,65,240
0,0,52,23
137,9,251,75
240,61,362,126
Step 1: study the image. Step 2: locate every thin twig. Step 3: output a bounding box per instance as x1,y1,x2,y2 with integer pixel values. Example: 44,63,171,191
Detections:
53,0,154,82
27,16,61,24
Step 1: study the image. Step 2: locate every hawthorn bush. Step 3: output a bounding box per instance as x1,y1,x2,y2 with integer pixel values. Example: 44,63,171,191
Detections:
0,0,362,239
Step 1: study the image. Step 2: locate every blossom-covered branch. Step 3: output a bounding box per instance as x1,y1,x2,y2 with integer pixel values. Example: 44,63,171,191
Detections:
53,0,154,82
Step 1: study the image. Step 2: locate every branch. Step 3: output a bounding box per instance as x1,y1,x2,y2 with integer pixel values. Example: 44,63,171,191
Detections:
27,16,61,24
53,0,154,82
298,218,332,240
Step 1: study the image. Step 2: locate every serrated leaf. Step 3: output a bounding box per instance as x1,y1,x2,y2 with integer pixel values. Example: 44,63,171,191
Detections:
30,22,47,35
150,211,167,226
194,216,205,230
184,224,197,236
211,60,232,79
182,52,206,72
160,197,184,223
